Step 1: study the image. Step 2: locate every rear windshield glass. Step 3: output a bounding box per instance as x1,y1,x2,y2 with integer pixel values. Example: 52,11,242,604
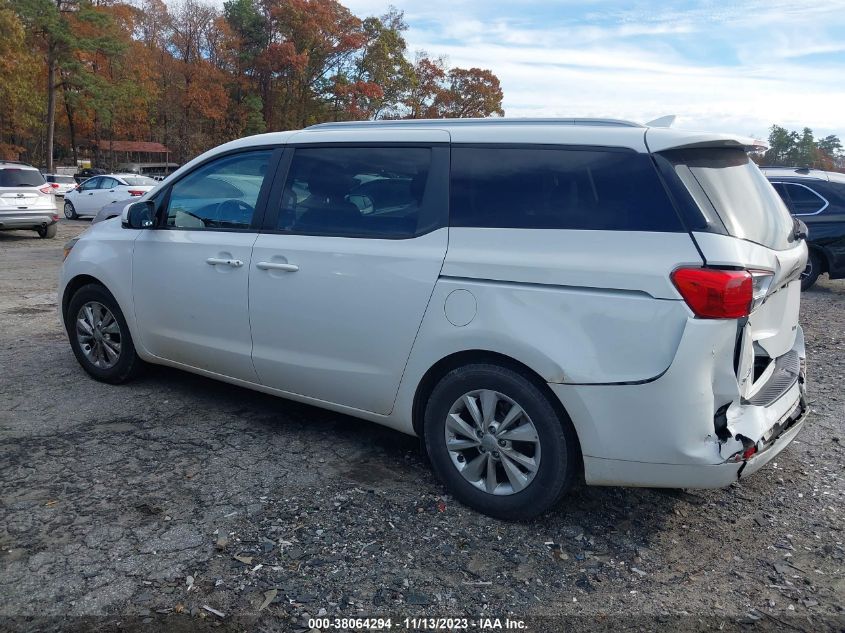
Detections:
0,168,45,187
47,175,76,183
663,148,796,250
123,176,157,186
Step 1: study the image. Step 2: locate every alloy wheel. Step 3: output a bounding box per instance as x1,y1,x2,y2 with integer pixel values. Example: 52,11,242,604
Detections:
444,389,541,495
75,301,121,369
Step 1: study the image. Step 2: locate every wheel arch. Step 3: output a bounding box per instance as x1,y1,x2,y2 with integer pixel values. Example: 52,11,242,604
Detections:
62,273,131,334
62,274,109,320
809,244,830,273
411,349,583,472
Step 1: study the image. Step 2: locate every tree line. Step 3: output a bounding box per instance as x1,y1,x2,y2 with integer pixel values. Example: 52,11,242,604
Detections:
756,125,843,171
1,0,505,171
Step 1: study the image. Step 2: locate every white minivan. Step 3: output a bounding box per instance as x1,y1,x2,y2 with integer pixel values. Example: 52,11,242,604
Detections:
60,119,809,519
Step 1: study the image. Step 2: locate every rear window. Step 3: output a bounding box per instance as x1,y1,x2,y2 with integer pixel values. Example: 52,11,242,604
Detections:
450,147,683,231
663,148,796,250
0,168,45,187
47,175,76,184
123,176,157,186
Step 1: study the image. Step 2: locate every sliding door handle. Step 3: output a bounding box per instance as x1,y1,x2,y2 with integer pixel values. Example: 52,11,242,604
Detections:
206,257,243,268
256,261,299,272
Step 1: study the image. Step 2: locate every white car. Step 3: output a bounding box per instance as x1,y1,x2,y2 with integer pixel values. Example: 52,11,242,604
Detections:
59,119,809,519
44,174,79,196
62,174,157,219
0,161,59,238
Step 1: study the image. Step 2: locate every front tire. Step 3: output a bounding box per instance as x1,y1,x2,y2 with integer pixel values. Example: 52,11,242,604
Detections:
64,200,78,220
66,284,142,384
801,250,822,290
424,363,578,520
36,223,57,239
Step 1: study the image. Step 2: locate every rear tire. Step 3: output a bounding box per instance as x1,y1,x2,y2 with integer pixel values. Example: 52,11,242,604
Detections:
66,283,142,384
801,250,822,290
36,223,57,239
64,200,78,220
423,363,578,520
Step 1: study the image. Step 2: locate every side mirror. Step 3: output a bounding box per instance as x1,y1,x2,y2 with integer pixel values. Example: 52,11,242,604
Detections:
123,200,155,229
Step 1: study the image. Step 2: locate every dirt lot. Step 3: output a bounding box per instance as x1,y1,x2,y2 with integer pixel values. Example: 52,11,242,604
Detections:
0,220,843,632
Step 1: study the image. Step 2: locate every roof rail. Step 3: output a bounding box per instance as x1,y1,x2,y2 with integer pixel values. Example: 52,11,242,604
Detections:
759,165,816,172
306,117,644,130
0,159,34,166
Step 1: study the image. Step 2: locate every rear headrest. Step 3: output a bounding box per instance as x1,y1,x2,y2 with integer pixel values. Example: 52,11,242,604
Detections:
307,163,355,198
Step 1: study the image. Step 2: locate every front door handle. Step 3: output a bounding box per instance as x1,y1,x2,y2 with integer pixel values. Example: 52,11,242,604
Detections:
256,261,299,272
206,257,244,268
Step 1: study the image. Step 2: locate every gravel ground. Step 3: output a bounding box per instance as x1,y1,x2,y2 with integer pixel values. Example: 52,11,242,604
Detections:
0,220,843,632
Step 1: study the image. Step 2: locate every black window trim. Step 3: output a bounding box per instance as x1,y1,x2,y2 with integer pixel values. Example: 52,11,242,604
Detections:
259,143,450,240
770,180,829,216
151,145,285,233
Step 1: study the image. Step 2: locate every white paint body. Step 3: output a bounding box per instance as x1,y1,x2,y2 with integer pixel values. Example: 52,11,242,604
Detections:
60,120,808,489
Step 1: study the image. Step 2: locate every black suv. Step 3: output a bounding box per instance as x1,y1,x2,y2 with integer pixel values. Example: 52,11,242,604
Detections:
763,167,845,289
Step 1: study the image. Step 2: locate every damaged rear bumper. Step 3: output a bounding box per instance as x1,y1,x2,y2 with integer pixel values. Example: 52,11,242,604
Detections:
732,394,807,481
549,318,809,489
578,393,808,489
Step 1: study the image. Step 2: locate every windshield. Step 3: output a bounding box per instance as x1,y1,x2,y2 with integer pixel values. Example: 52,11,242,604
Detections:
123,176,157,186
663,148,796,251
0,168,45,187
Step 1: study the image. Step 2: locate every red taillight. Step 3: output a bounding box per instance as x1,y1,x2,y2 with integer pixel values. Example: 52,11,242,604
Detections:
671,267,753,319
742,445,758,459
128,189,144,196
51,182,60,188
39,185,53,194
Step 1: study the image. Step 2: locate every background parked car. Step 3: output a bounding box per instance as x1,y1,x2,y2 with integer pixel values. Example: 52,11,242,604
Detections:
763,167,845,289
44,174,78,197
0,160,59,238
92,196,134,224
74,167,106,184
63,174,157,219
116,161,180,180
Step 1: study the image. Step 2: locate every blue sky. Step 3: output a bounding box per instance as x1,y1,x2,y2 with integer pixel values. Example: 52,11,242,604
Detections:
343,0,845,139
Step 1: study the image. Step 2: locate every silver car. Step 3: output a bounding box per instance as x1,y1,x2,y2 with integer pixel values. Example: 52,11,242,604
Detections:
0,161,59,238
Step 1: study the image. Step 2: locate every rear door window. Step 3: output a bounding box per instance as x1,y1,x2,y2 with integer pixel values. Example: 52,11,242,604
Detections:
276,146,435,238
449,147,682,231
662,148,797,251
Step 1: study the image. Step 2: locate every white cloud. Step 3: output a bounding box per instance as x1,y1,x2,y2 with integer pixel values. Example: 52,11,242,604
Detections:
168,0,845,137
339,0,845,137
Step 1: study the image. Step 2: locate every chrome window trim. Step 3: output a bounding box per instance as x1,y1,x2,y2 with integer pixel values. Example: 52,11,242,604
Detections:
771,181,829,216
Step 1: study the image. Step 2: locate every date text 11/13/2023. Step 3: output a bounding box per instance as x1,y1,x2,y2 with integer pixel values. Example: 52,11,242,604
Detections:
307,617,528,630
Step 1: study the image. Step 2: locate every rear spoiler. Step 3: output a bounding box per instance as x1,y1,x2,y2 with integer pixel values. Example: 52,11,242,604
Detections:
645,128,768,153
